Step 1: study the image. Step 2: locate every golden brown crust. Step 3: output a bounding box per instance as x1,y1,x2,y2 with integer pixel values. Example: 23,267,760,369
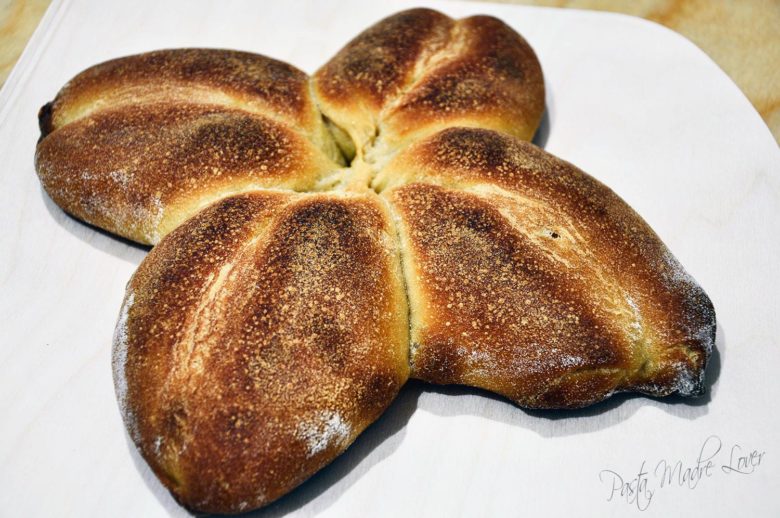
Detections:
382,15,545,146
43,48,321,136
113,191,409,513
38,16,545,244
313,9,545,156
313,9,452,110
388,184,632,407
35,49,346,244
29,9,717,514
382,128,715,407
36,103,339,244
312,9,453,150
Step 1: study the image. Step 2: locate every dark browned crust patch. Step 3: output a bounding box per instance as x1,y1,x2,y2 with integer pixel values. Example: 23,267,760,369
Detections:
37,101,54,140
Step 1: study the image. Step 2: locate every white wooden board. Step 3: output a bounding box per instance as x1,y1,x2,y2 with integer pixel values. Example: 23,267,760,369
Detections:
1,0,778,516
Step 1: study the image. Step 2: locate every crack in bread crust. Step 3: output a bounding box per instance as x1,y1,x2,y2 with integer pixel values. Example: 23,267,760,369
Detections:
38,8,715,515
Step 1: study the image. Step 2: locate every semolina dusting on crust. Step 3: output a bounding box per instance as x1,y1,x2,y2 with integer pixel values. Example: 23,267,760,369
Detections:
37,8,715,515
111,290,138,442
116,191,409,513
379,127,715,406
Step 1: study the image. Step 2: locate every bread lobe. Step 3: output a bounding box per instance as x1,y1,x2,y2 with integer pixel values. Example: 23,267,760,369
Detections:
313,9,452,109
313,9,545,159
382,128,715,407
114,191,409,512
382,15,545,145
36,103,340,244
36,49,348,244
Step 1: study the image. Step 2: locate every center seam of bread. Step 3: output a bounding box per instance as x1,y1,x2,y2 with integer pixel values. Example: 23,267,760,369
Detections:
307,16,474,197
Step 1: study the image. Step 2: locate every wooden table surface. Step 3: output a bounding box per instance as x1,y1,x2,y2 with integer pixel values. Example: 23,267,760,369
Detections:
2,0,778,142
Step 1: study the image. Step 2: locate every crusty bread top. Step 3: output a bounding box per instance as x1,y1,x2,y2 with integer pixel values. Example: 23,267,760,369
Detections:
314,9,451,111
36,12,545,244
36,103,341,243
389,183,637,407
40,48,324,139
381,128,715,406
381,15,545,147
36,49,347,244
313,8,545,158
115,191,409,513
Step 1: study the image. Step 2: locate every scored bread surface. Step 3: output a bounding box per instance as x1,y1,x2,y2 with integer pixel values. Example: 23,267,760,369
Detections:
36,8,715,515
313,8,545,160
114,192,408,513
36,48,344,244
381,128,713,407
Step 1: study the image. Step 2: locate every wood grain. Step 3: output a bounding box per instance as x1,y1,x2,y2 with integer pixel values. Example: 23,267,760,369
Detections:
0,0,49,81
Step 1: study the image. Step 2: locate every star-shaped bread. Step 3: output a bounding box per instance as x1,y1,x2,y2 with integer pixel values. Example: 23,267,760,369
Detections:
34,8,715,515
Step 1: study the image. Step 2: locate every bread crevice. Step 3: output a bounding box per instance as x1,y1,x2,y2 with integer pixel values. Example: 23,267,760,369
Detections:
375,193,416,372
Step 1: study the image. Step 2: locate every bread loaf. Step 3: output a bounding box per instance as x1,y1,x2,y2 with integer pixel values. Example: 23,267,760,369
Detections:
34,8,715,514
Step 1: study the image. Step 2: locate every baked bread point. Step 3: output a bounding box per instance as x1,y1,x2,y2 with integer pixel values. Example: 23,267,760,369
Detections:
113,191,409,513
313,8,545,164
380,128,714,408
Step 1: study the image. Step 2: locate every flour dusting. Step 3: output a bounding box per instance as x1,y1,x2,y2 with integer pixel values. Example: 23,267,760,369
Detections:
153,436,163,456
108,169,132,187
661,250,716,357
559,355,585,369
297,410,351,458
456,346,497,378
670,361,698,395
112,291,140,441
662,250,697,287
625,294,644,339
694,320,716,356
146,193,165,243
